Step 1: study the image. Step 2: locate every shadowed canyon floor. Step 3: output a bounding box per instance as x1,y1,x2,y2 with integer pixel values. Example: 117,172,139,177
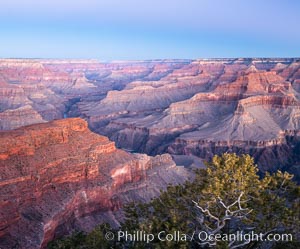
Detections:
1,58,299,178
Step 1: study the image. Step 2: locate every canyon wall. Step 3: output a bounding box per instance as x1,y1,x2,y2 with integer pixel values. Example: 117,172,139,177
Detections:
0,118,191,249
1,58,300,176
1,58,300,248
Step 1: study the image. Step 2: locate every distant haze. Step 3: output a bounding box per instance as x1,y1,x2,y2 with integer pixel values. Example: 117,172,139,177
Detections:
0,0,299,59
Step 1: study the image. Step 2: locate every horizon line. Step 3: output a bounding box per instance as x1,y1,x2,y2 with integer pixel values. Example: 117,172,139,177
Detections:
0,57,299,62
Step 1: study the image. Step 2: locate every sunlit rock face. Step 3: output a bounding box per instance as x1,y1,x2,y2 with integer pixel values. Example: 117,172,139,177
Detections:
1,58,299,248
0,118,191,249
0,58,299,175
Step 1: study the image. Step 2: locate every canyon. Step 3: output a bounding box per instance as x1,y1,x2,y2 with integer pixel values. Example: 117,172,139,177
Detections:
0,58,300,248
1,58,299,177
0,118,191,248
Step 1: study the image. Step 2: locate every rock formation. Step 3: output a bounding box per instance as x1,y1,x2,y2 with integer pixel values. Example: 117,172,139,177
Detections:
0,118,191,249
0,58,300,177
1,58,300,248
88,59,300,177
0,59,190,129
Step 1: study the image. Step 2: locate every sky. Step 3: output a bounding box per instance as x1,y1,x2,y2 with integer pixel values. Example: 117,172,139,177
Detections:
0,0,299,60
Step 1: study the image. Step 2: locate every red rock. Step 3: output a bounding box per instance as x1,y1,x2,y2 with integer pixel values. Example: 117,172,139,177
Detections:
89,59,300,176
1,58,300,189
0,118,190,248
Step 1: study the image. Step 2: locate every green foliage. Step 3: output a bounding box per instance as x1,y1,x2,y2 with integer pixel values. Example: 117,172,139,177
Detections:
48,153,300,249
254,170,300,236
47,231,86,249
204,153,260,198
48,223,116,249
122,153,299,248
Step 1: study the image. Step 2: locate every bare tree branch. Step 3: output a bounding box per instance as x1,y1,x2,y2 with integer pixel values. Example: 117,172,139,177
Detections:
192,192,253,248
192,200,220,222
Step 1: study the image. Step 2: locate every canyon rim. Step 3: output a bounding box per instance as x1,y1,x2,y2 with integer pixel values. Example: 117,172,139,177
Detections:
0,58,300,248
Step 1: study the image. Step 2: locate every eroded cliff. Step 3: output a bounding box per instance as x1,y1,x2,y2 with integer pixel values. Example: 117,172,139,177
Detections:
0,118,191,249
1,58,300,177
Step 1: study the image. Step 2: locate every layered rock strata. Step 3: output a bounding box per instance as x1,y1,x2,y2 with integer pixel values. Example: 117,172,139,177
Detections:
1,58,300,176
0,118,191,249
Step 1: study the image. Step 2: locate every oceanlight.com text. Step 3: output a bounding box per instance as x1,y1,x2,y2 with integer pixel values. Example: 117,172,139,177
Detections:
104,230,293,243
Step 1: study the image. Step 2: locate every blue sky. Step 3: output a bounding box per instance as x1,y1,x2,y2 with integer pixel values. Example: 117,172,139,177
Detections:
0,0,299,59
